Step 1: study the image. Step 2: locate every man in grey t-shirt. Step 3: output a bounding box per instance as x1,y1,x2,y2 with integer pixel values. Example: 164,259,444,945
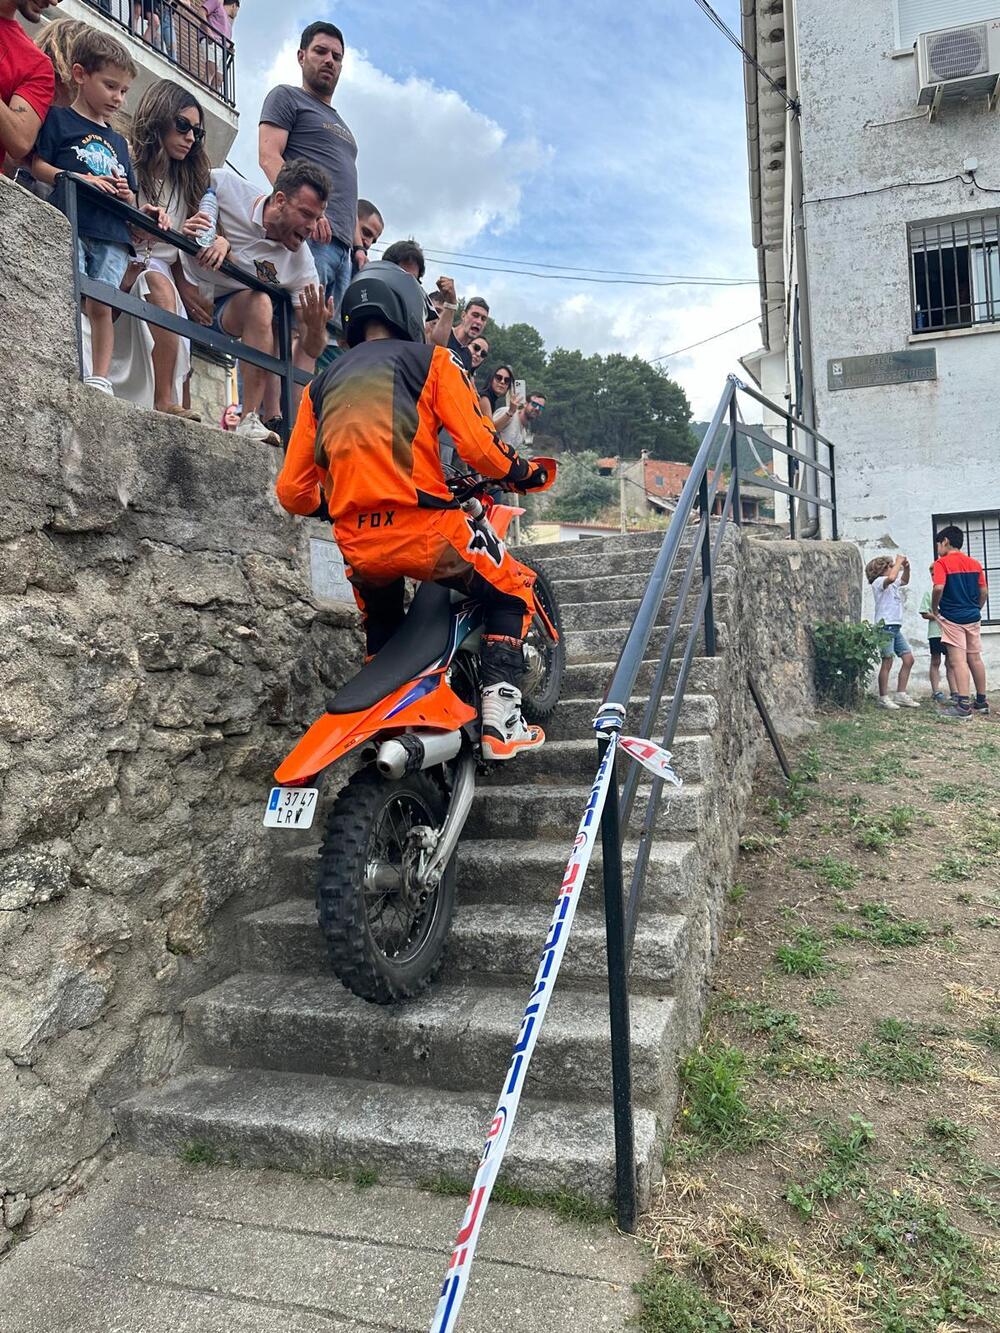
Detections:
259,20,362,315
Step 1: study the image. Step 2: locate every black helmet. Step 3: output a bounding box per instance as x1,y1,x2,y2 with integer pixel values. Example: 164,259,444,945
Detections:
341,260,427,347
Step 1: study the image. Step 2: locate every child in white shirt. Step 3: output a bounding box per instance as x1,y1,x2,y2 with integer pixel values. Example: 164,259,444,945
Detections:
867,554,918,709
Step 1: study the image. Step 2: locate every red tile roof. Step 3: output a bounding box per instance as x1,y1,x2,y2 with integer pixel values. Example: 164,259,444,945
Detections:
642,460,692,497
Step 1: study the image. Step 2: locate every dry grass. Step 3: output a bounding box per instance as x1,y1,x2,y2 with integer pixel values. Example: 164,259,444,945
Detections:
641,703,1000,1332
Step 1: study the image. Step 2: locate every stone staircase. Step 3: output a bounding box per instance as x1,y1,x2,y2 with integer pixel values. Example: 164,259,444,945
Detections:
118,530,741,1206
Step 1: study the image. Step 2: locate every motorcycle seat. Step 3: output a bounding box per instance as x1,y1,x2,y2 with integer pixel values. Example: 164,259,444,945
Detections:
327,581,456,714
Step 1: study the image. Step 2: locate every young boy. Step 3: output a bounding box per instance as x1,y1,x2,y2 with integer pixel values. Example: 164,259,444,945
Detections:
919,564,956,704
31,29,138,396
931,525,989,720
867,553,918,709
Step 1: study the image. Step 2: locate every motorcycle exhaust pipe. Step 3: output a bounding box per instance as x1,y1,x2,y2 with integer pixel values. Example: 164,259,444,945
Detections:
376,730,463,779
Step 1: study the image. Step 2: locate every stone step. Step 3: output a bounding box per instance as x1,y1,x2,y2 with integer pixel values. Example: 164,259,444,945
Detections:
564,620,727,665
117,1065,659,1204
559,589,728,633
549,566,735,605
465,781,710,840
561,655,722,700
530,548,662,582
517,531,669,562
444,903,690,994
237,899,690,995
185,974,679,1104
481,734,713,786
457,835,702,911
544,693,719,743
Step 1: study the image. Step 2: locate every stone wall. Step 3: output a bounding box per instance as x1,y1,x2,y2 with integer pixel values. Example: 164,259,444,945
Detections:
0,177,360,1232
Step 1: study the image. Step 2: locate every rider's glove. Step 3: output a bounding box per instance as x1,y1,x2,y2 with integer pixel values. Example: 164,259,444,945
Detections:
509,460,549,493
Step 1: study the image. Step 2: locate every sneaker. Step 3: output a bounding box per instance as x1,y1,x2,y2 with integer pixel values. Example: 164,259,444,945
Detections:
236,411,281,447
931,691,947,703
481,683,545,760
973,698,990,716
876,696,900,710
83,374,114,396
894,692,920,708
941,703,972,721
158,403,202,422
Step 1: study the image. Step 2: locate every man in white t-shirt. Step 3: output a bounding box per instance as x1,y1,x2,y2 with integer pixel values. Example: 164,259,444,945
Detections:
493,390,546,450
179,160,333,445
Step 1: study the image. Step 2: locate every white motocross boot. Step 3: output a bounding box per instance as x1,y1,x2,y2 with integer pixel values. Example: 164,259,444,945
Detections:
481,682,545,760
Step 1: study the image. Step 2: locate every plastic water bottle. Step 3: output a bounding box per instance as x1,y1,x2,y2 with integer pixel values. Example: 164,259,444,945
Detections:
195,186,218,248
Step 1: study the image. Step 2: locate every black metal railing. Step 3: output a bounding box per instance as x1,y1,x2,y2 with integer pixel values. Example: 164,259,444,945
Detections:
63,176,310,437
84,0,236,108
592,374,838,1232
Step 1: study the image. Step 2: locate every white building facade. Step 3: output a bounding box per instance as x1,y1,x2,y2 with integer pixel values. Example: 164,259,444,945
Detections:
742,0,1000,684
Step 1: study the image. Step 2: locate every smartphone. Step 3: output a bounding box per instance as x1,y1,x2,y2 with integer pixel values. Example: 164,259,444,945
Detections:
514,378,527,404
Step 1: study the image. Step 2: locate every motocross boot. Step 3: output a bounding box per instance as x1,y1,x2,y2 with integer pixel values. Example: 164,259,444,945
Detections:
480,634,545,761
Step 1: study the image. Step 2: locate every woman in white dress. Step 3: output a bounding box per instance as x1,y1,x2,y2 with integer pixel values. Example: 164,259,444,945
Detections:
116,80,222,419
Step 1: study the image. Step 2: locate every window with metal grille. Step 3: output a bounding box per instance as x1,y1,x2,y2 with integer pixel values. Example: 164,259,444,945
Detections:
909,213,1000,332
932,510,999,625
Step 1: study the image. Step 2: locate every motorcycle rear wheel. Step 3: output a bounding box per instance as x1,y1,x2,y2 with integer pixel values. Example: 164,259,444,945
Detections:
520,565,564,723
316,768,456,1004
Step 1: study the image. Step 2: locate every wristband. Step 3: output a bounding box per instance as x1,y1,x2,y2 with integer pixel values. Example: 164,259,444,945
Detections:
441,301,458,310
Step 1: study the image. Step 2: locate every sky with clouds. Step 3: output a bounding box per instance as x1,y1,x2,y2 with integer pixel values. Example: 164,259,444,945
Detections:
226,0,759,418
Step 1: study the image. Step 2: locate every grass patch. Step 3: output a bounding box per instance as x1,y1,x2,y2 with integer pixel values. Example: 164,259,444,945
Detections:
774,928,831,978
852,804,915,852
857,1019,939,1085
926,1116,976,1148
842,1188,996,1330
739,831,779,854
830,900,931,948
761,1048,839,1080
969,1015,1000,1053
178,1140,224,1168
726,882,748,904
809,986,842,1009
729,1002,801,1050
353,1165,379,1189
633,1266,733,1332
931,850,977,882
421,1174,612,1224
784,1116,874,1218
815,855,859,892
677,1043,783,1154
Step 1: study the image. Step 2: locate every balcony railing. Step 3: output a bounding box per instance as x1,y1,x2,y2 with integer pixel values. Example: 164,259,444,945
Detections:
83,0,236,109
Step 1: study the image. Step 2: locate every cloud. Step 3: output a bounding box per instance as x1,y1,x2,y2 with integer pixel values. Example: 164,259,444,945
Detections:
230,41,550,248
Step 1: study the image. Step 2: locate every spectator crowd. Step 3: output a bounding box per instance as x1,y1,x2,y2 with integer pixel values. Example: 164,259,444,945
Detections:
0,1,547,454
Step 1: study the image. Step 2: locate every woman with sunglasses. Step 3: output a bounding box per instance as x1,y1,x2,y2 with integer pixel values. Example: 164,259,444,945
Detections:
481,364,526,432
468,336,489,372
114,80,226,419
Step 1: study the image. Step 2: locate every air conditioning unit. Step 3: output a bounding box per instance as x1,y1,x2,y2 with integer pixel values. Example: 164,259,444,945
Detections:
916,20,1000,106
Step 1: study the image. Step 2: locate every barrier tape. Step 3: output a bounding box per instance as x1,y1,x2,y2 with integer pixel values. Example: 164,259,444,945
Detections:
429,732,681,1333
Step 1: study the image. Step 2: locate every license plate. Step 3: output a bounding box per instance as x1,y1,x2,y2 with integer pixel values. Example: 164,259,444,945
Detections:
263,786,319,829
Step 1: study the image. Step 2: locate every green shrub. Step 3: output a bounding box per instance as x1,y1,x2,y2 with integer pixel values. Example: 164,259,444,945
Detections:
812,621,884,707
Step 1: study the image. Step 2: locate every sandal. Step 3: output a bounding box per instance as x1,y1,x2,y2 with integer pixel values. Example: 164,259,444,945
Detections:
157,404,202,422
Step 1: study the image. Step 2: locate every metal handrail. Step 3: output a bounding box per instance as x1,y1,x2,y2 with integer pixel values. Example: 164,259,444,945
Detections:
62,175,310,436
593,373,839,1233
82,0,237,108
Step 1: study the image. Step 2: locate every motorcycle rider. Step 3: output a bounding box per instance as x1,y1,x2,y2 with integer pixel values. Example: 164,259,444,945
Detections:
276,261,552,760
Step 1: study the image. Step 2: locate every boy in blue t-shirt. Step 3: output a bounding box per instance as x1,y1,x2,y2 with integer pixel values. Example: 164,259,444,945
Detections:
32,29,139,397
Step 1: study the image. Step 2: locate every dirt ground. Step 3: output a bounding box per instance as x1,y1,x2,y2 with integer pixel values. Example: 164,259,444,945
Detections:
641,702,1000,1333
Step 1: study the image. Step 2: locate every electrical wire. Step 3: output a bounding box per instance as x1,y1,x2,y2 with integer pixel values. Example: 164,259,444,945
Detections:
692,0,799,114
804,174,969,205
404,244,759,283
650,307,780,362
367,246,759,288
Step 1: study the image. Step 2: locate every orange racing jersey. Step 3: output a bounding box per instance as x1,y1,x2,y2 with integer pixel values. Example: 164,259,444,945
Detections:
276,339,532,522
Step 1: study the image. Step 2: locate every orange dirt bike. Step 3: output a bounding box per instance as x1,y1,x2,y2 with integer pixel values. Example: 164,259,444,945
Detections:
265,465,563,1005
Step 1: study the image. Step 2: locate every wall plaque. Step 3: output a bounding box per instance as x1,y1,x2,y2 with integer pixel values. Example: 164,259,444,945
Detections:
827,349,937,391
309,535,354,603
